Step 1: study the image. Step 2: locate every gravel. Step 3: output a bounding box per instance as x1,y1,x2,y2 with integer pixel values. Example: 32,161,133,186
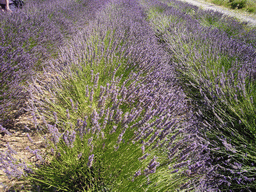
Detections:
177,0,256,26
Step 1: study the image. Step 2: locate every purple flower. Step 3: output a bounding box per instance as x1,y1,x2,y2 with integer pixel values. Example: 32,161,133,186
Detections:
134,169,141,177
0,125,12,136
90,89,94,102
6,143,17,155
139,153,149,161
141,145,145,154
87,154,94,168
53,112,58,124
171,169,179,174
66,109,70,119
110,126,117,134
70,98,74,109
88,137,93,146
27,133,34,145
77,153,82,159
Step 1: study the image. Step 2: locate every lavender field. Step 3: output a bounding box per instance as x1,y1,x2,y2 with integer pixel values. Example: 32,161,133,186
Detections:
0,0,255,191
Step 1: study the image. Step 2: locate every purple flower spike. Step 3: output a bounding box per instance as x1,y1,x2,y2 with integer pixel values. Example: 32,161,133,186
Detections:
53,112,58,124
171,169,179,174
26,133,34,145
70,98,74,109
66,109,70,119
141,145,145,154
0,125,12,136
134,169,141,177
77,153,82,159
6,143,17,155
90,89,94,103
87,154,94,168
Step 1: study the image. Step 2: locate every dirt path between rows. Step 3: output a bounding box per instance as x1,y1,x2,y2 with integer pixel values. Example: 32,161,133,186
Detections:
0,113,49,191
178,0,256,25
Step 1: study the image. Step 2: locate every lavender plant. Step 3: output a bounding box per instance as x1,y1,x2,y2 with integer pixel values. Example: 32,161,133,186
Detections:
142,0,256,190
0,0,108,127
5,0,254,191
160,0,256,48
2,0,217,191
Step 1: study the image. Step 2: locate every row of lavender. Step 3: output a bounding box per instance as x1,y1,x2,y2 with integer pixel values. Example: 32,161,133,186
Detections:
162,0,256,47
2,0,220,191
0,0,108,127
141,0,256,190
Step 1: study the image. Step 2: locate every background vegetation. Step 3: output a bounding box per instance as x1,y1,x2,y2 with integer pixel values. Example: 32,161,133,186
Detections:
205,0,256,13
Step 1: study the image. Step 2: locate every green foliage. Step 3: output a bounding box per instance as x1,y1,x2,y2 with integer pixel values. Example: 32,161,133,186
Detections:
143,0,256,190
19,22,189,190
7,0,256,191
38,31,131,127
27,136,111,191
211,0,230,6
229,0,247,9
207,0,256,13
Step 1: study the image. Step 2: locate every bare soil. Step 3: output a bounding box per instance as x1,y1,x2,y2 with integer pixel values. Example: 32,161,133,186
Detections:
0,111,49,191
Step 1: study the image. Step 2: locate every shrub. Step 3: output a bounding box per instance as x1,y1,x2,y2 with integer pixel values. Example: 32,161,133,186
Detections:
142,0,256,190
12,0,215,191
0,0,108,126
229,0,247,9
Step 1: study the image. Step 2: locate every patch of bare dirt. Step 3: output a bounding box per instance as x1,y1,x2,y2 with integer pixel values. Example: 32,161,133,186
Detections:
0,59,63,191
0,110,49,191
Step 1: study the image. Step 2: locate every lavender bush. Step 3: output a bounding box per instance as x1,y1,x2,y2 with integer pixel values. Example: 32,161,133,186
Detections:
0,0,108,127
3,0,217,191
141,0,256,190
2,0,255,191
160,0,256,47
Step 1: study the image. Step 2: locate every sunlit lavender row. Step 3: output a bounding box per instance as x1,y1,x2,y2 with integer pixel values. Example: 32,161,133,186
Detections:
1,0,255,191
24,0,219,190
0,0,108,126
141,0,256,190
